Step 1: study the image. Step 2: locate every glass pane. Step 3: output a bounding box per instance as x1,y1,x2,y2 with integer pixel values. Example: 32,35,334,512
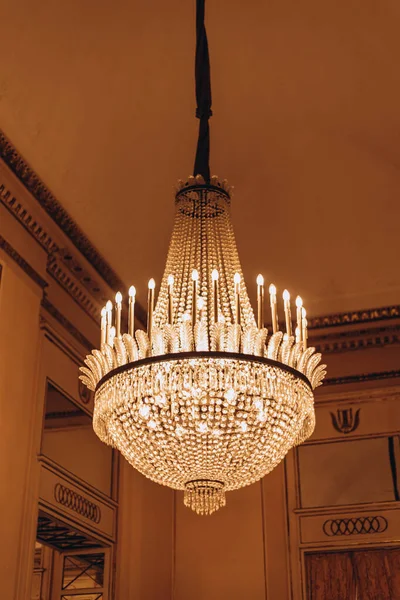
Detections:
298,437,398,507
62,595,103,600
62,553,104,590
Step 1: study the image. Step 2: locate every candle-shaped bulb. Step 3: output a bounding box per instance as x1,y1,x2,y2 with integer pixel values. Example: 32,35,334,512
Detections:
296,296,303,343
128,285,136,337
147,279,155,338
105,300,112,344
192,269,199,281
115,292,122,338
168,274,174,286
257,274,265,329
100,307,107,346
269,283,278,333
234,272,241,286
212,269,219,281
197,297,205,310
302,307,306,319
283,289,292,336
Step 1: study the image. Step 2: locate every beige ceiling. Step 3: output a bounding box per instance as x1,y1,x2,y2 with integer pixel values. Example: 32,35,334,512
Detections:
1,0,400,316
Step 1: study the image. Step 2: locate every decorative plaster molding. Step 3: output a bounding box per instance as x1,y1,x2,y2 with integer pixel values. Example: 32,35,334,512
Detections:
54,483,101,524
313,325,400,354
0,234,47,289
47,252,99,320
0,129,124,291
322,516,388,537
308,305,400,330
41,297,93,351
324,370,400,387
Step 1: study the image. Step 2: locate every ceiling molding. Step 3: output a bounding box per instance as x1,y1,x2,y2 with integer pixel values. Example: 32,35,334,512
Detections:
0,234,48,290
324,369,400,387
308,305,400,330
0,128,124,291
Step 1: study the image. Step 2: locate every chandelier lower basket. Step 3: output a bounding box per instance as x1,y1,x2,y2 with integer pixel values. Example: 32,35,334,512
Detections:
94,352,315,513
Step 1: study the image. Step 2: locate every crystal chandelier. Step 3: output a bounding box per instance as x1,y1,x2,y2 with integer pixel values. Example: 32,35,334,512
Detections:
79,0,326,515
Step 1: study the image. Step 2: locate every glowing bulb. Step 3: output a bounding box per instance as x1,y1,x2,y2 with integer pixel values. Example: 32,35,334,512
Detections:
168,274,174,286
198,422,208,433
182,313,191,322
240,421,248,432
225,388,236,404
115,291,122,303
269,284,276,295
212,269,219,281
234,272,241,285
148,278,155,290
257,274,264,286
148,419,157,429
283,289,290,302
192,270,199,281
176,425,186,437
296,296,303,308
302,307,306,318
197,297,205,310
139,405,150,419
101,307,106,317
106,300,112,311
129,285,136,297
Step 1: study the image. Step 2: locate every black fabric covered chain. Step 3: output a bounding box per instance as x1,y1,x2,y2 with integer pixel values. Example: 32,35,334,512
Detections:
193,0,212,183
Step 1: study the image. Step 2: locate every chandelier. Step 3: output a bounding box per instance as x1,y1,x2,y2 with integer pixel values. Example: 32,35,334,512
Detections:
79,0,326,515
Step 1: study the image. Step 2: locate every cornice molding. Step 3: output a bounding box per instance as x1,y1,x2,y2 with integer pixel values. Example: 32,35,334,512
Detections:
313,324,400,354
324,369,400,387
0,129,124,291
308,305,400,330
41,296,92,351
0,234,48,289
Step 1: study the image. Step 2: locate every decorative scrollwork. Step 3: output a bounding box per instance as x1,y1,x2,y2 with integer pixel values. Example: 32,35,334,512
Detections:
323,516,388,537
54,483,101,524
330,408,360,434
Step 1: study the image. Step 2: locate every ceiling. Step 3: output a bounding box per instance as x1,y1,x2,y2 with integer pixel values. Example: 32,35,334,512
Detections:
1,0,400,316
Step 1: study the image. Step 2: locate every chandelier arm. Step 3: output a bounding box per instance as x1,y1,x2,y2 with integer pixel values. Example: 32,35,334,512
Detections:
193,0,212,182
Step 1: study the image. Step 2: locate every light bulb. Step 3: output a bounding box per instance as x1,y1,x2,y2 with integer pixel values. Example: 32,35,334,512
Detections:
148,278,156,290
129,285,136,297
269,284,276,295
296,296,303,308
234,272,241,285
101,307,106,317
283,289,290,301
115,291,122,303
106,300,112,311
192,269,199,281
197,297,205,310
168,274,174,286
302,307,307,318
212,269,219,281
257,274,264,286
